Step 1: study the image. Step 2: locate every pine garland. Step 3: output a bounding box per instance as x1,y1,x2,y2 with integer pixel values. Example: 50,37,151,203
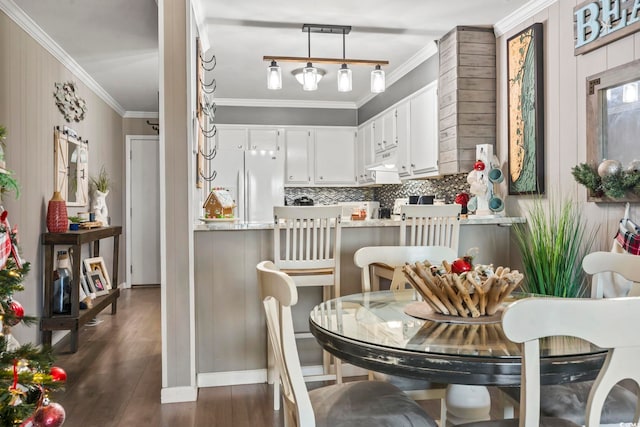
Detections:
572,163,640,199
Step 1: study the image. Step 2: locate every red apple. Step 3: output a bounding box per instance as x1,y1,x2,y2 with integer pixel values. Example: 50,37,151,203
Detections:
451,258,472,274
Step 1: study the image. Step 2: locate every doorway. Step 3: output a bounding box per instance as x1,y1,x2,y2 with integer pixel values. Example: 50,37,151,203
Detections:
126,135,161,287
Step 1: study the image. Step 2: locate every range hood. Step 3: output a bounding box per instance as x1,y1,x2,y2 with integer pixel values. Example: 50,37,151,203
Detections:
366,147,401,183
367,147,398,172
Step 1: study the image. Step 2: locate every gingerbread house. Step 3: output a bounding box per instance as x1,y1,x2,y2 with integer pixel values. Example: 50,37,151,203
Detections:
203,189,236,218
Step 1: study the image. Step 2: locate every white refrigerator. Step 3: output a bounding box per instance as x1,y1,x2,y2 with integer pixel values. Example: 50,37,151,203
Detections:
210,134,284,223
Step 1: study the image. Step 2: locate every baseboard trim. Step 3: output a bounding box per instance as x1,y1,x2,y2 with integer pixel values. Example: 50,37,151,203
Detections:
197,364,368,388
197,369,267,387
161,386,198,403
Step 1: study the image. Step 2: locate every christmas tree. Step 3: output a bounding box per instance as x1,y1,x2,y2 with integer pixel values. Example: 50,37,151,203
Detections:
0,125,66,427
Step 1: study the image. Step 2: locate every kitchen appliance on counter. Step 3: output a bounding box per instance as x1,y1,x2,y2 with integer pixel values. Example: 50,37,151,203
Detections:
209,143,284,223
293,196,314,206
392,198,409,219
337,201,380,221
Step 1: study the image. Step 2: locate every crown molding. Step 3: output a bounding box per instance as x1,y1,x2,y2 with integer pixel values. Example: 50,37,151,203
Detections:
0,0,126,117
215,98,357,109
123,111,159,119
355,41,438,108
494,0,558,36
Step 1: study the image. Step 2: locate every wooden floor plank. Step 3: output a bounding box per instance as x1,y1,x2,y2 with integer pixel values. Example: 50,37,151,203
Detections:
50,286,507,426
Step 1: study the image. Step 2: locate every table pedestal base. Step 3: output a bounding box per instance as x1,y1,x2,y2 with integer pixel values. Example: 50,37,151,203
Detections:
445,384,491,425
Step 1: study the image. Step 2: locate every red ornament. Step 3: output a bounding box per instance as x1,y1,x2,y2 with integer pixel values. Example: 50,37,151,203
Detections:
454,193,470,206
32,402,66,427
50,366,67,382
46,192,68,233
451,258,473,274
19,416,34,427
473,160,485,171
6,300,24,326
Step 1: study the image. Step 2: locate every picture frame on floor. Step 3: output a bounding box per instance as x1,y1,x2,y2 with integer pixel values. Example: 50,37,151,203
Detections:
87,269,109,297
83,256,111,290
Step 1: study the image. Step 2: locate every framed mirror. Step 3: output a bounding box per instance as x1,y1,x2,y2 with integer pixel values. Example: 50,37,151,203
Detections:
586,58,640,202
54,127,89,206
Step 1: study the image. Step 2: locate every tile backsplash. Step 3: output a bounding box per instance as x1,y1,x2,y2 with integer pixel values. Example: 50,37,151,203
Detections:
284,173,469,208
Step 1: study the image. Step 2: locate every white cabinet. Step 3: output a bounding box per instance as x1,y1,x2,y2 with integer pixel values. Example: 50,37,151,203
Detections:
372,116,385,154
284,129,312,185
356,125,375,185
409,84,439,177
216,127,247,151
383,110,397,150
248,128,279,151
315,128,357,185
395,102,411,177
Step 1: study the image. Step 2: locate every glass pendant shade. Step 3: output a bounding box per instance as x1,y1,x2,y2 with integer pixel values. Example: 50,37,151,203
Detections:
337,64,352,92
267,60,282,90
371,65,386,93
302,63,318,91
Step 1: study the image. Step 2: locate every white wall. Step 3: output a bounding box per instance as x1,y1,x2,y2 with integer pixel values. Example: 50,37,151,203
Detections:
496,0,640,256
0,10,126,345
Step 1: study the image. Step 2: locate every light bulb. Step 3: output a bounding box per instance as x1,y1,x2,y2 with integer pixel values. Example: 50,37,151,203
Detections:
622,82,638,103
337,64,352,92
267,60,282,90
302,62,318,91
371,65,385,93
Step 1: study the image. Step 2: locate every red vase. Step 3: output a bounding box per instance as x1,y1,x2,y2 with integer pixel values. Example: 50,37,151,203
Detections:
47,191,68,233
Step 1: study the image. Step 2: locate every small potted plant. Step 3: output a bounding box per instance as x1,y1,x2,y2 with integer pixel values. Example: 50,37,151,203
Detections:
68,216,82,230
90,166,111,225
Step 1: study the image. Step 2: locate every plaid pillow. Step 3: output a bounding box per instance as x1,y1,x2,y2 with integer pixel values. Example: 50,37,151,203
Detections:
615,218,640,255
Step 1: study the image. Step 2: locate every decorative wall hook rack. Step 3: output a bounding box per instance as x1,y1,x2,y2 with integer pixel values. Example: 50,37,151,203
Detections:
146,120,159,134
199,53,216,71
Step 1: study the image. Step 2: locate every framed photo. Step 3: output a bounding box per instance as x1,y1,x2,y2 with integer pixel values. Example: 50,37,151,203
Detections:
87,270,109,297
507,22,545,195
83,257,111,290
80,275,96,299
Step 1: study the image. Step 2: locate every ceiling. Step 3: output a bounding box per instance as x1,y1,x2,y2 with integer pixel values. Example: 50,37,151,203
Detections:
10,0,533,114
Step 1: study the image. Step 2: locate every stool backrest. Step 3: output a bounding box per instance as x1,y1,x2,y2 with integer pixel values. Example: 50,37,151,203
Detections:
399,205,461,250
274,206,342,293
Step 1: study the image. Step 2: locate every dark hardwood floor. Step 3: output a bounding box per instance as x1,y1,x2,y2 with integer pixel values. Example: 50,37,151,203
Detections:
51,287,505,426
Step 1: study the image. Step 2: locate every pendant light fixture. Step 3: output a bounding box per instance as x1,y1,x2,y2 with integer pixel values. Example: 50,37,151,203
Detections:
337,28,352,92
371,65,386,93
302,26,319,91
267,60,282,90
264,24,388,93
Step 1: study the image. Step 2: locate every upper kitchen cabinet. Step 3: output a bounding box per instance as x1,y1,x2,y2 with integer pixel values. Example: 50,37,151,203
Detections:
284,129,312,185
315,128,357,185
438,26,496,175
248,128,280,151
409,84,439,177
216,126,247,151
356,124,375,185
395,102,411,178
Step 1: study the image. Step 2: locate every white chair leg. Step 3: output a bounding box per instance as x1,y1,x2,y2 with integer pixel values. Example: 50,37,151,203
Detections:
273,375,281,411
440,397,447,426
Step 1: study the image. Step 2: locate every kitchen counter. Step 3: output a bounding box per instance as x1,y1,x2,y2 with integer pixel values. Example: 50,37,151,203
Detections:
194,215,525,231
194,213,524,387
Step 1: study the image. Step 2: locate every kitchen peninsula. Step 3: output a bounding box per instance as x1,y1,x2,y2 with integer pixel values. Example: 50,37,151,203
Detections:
194,215,524,387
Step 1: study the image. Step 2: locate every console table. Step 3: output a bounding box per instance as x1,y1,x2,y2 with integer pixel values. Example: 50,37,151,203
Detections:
41,226,122,352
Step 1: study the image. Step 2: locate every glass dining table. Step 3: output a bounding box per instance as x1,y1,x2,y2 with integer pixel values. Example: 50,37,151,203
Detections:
309,289,607,422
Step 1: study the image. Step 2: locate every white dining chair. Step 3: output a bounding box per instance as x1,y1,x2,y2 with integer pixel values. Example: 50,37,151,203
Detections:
370,204,462,291
354,245,458,425
459,295,640,427
257,260,439,427
271,206,342,410
498,251,640,424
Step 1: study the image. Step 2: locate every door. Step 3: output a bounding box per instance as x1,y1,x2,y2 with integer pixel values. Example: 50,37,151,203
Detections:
128,136,160,286
410,84,439,176
284,129,312,185
245,149,284,223
314,128,357,185
213,127,247,219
